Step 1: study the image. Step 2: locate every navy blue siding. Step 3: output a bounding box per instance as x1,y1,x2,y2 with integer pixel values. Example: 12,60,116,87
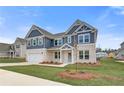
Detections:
28,30,42,38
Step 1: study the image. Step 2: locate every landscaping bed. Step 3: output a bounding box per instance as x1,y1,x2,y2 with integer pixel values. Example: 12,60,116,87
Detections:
58,71,98,80
40,61,63,65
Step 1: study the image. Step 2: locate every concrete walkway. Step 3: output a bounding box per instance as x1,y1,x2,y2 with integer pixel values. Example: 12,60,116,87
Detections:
0,62,68,67
0,62,30,67
0,69,69,86
116,61,124,63
38,63,68,67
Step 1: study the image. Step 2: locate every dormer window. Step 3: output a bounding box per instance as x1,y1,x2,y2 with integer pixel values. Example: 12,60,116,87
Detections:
67,35,71,43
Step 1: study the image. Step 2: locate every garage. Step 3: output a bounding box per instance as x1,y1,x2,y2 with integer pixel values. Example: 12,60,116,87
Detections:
27,53,43,63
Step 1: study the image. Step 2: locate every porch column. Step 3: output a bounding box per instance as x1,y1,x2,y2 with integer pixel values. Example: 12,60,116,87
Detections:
60,50,62,63
72,49,74,63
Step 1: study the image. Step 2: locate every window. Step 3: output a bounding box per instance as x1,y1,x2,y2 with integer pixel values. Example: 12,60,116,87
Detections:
16,45,20,48
54,39,62,46
54,52,60,59
38,38,43,45
85,50,89,59
67,36,71,43
84,34,90,43
55,52,58,59
78,33,90,43
79,51,83,59
78,35,83,43
36,38,38,45
58,39,62,45
54,40,58,46
33,39,36,46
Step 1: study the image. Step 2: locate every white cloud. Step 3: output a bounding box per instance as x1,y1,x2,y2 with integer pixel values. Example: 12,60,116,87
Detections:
0,36,14,44
110,6,124,15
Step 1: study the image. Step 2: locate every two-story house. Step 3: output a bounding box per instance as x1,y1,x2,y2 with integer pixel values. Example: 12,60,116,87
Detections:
25,19,98,64
14,37,26,58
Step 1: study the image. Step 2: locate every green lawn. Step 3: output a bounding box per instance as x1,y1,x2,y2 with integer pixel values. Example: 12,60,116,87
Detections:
0,58,124,85
0,58,26,63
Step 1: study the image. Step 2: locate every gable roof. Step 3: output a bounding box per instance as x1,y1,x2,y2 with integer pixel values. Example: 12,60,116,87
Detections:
25,25,54,39
14,37,26,44
25,19,97,39
65,19,97,35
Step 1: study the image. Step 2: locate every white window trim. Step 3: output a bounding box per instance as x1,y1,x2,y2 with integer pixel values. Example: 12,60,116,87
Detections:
67,35,71,43
78,33,90,44
54,38,62,46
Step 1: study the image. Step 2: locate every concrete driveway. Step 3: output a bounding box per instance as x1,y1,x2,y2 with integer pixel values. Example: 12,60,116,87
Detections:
0,69,69,86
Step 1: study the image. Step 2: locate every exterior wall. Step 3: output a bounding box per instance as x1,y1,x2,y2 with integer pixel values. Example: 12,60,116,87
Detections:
121,43,124,48
26,36,45,49
0,51,9,57
76,43,96,63
14,42,26,58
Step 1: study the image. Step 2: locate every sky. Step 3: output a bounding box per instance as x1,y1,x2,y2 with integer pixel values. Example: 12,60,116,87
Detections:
0,6,124,49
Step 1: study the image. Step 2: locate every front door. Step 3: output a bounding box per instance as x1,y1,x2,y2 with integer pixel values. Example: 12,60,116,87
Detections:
68,53,72,63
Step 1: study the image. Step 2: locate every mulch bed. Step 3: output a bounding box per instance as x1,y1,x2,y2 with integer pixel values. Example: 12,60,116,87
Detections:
58,71,123,80
75,61,101,67
39,61,63,65
58,71,99,80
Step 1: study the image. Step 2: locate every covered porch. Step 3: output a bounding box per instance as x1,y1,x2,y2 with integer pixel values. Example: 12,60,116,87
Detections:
47,43,75,64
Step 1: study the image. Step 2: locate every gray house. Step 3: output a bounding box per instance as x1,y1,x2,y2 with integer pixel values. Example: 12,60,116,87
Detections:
25,19,98,64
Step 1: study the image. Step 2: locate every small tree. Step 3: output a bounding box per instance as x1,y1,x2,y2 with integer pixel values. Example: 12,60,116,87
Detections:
74,32,78,72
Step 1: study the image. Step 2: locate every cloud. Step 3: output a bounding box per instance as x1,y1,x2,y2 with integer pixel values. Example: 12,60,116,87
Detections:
110,6,124,15
0,36,14,44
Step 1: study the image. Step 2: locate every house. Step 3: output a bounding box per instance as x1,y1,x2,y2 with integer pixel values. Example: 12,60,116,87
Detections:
116,42,124,60
14,37,26,58
96,52,108,58
0,43,15,58
0,37,26,58
25,19,98,64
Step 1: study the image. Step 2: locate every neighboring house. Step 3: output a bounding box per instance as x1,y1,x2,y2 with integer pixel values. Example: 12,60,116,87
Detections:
0,37,26,58
116,42,124,60
96,52,108,58
0,43,15,58
14,37,26,58
25,19,98,64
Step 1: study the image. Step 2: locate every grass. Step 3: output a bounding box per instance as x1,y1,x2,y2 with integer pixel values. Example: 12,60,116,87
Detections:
0,58,124,85
0,58,26,63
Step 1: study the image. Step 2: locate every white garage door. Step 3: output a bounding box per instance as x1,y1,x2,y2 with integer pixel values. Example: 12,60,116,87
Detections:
27,53,43,63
